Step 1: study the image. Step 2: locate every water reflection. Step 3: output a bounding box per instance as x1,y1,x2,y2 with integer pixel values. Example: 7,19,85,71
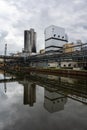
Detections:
0,72,87,107
30,73,87,104
19,79,67,112
23,83,36,106
44,88,67,113
0,72,87,130
4,72,7,93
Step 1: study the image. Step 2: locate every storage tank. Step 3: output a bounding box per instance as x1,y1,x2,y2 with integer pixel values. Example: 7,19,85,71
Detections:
24,30,31,53
31,30,36,52
24,29,36,54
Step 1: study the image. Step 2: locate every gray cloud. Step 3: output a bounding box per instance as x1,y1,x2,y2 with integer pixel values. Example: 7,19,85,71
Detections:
0,0,87,54
0,30,8,40
0,30,8,54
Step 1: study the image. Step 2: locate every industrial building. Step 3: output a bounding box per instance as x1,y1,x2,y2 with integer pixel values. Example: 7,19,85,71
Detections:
63,43,74,53
24,28,36,54
39,49,45,54
44,88,67,113
82,46,87,51
75,40,82,51
44,25,68,53
0,25,87,70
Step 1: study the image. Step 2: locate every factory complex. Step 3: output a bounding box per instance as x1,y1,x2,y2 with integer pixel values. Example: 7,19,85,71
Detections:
18,25,87,70
0,25,87,71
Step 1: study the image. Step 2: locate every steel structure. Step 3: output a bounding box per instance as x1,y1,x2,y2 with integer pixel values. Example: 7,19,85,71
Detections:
0,43,87,68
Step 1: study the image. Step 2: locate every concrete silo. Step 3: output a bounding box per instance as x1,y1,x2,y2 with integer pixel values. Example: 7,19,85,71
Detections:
30,28,36,53
24,28,36,54
24,30,31,53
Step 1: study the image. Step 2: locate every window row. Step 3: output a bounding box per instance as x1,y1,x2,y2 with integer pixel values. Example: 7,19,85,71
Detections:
53,34,64,39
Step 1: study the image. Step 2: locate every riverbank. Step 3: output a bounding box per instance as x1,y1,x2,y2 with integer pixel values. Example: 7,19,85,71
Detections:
26,67,87,76
2,66,86,77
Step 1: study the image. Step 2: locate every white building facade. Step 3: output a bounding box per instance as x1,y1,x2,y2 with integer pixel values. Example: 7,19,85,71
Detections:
44,25,68,53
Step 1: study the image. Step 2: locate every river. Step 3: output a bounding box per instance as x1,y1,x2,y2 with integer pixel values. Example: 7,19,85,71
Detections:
0,72,87,130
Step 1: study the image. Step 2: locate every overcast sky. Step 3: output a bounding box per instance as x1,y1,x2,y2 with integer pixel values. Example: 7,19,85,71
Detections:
0,0,87,54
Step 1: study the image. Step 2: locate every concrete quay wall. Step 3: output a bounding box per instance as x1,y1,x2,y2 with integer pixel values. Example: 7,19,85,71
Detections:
26,68,87,76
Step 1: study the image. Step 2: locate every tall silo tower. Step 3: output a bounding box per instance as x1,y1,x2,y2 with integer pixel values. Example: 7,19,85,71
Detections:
24,29,36,54
30,28,36,53
32,31,36,52
24,30,31,53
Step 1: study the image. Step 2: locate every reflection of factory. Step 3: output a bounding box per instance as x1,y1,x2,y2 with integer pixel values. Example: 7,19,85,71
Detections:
20,78,67,111
23,83,36,106
20,80,36,106
1,72,87,112
44,88,67,113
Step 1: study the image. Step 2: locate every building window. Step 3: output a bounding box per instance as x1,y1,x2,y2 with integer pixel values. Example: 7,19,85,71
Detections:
74,64,76,67
54,34,56,37
64,64,66,67
68,64,71,67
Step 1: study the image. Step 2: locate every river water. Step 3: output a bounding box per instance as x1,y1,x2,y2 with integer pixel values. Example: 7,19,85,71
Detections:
0,72,87,130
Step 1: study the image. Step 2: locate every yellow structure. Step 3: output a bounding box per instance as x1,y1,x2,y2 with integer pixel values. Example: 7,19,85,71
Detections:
63,43,74,53
40,49,45,54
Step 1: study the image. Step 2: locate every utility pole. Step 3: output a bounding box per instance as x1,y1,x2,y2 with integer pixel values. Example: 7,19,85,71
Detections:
4,44,7,93
4,43,7,56
4,44,7,67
